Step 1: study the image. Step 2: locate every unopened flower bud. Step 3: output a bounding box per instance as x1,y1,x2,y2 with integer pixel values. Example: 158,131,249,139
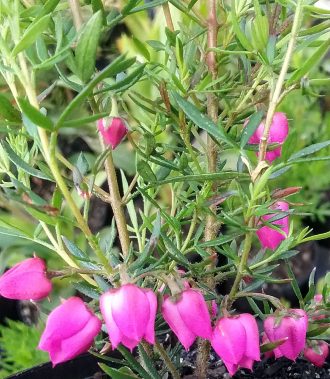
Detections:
97,117,128,149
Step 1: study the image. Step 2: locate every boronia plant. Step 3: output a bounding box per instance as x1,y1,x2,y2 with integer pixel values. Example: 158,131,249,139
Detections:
0,0,329,378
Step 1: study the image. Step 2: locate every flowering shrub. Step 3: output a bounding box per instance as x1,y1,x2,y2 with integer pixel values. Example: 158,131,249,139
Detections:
0,0,329,378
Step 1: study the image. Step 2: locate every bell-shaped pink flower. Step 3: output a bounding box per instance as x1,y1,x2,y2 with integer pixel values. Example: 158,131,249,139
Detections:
256,201,289,250
247,112,289,162
0,257,52,300
39,297,101,366
264,309,308,361
211,314,260,376
97,117,128,149
304,341,329,367
162,288,212,350
100,284,157,351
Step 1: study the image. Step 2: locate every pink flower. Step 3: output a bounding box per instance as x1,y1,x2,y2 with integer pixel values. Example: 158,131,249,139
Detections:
39,297,101,366
0,257,52,300
100,284,157,351
304,341,329,367
162,288,212,350
211,314,260,376
256,201,289,250
247,112,289,162
314,294,323,303
264,309,308,361
97,117,128,149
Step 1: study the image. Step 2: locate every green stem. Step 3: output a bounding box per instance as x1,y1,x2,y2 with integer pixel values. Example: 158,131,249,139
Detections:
154,340,181,379
228,220,254,302
196,0,219,377
235,291,285,310
99,138,131,260
258,0,304,163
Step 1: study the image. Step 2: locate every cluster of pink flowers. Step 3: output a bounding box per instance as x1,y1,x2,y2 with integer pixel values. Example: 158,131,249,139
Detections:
0,258,328,375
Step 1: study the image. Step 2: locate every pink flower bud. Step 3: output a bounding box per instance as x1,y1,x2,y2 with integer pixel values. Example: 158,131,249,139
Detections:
314,294,323,303
304,340,329,367
211,314,260,376
264,309,308,361
97,117,128,149
256,201,289,250
39,297,101,366
162,288,212,350
247,112,289,162
100,284,157,351
0,257,52,300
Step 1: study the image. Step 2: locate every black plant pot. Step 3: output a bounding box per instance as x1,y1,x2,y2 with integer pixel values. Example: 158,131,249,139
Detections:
5,352,116,379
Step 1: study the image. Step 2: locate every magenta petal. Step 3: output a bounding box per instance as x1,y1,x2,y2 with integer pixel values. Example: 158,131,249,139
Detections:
257,201,289,250
264,147,282,163
98,117,128,149
224,361,238,376
39,297,101,366
120,335,140,351
51,315,101,366
211,318,246,364
272,310,307,361
304,341,329,367
162,297,196,350
100,291,124,349
264,316,283,359
39,297,91,350
0,257,52,300
239,314,260,361
111,284,150,342
269,113,289,143
143,289,157,345
177,289,212,340
257,226,286,250
274,317,298,360
238,356,254,371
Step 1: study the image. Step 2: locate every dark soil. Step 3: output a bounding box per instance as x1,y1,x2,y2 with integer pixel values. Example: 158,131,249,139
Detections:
181,349,330,379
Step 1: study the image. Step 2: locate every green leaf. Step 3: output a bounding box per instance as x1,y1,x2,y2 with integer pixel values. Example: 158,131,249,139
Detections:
161,233,189,265
306,326,330,338
172,92,237,148
12,15,51,56
260,338,288,353
286,260,304,305
304,267,316,303
197,233,243,248
138,345,162,379
99,364,139,379
240,110,264,148
0,94,21,122
38,0,61,17
33,44,72,70
75,11,103,82
132,37,150,61
137,160,157,182
73,282,100,299
288,140,330,162
18,98,53,130
95,64,146,94
231,1,253,51
117,346,154,379
129,0,167,13
143,172,245,188
2,142,53,181
56,55,136,128
287,39,330,86
62,236,89,260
